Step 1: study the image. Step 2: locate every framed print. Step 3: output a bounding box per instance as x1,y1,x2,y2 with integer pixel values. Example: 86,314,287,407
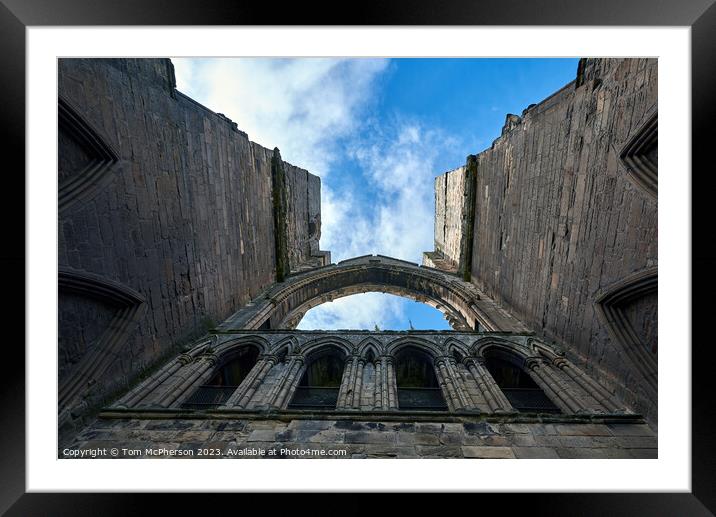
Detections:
3,0,715,513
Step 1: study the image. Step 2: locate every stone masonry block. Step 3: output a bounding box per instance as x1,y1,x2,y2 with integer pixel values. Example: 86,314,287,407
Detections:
462,446,516,459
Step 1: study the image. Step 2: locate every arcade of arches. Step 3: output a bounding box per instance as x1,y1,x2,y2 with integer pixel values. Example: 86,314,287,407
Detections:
92,252,655,459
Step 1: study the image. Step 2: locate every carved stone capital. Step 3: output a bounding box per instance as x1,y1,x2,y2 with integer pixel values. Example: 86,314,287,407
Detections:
552,357,569,369
199,353,219,366
177,353,194,365
434,356,449,367
463,356,484,368
261,354,279,365
288,354,305,364
524,357,547,370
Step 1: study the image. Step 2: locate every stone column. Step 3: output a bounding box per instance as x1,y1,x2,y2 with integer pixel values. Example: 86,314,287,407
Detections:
380,356,398,410
155,353,218,408
387,356,399,410
337,355,366,409
434,357,461,411
266,355,305,409
351,358,365,409
222,354,278,408
336,356,357,408
464,357,514,413
553,357,623,413
114,353,191,408
373,358,383,409
524,357,584,414
446,357,478,410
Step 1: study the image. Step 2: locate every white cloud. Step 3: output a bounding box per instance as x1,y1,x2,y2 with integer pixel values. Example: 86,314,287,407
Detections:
172,57,388,177
324,120,457,264
296,292,407,331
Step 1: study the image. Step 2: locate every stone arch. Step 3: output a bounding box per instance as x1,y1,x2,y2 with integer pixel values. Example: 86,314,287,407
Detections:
215,335,271,357
473,337,529,362
218,255,519,332
619,109,657,199
595,266,657,395
444,337,471,359
269,336,300,357
58,96,126,214
58,266,146,413
385,336,444,359
300,336,354,361
478,341,562,414
527,337,563,362
392,344,449,411
356,337,384,359
288,341,348,410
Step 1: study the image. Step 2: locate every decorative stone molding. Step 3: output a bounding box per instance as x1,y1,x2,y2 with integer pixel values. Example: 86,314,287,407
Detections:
117,330,631,418
217,255,529,333
595,267,658,395
58,267,146,415
619,110,657,199
58,97,126,214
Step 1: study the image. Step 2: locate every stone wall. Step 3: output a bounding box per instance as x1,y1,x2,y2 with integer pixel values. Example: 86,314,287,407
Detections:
63,416,657,459
423,166,466,273
61,324,657,459
57,58,328,432
465,58,658,422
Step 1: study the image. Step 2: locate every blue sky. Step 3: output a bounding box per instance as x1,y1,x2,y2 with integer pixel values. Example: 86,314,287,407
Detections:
173,58,579,331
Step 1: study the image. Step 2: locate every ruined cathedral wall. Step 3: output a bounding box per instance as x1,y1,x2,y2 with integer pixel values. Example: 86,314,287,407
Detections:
423,166,466,272
58,58,323,420
284,162,327,272
468,58,658,421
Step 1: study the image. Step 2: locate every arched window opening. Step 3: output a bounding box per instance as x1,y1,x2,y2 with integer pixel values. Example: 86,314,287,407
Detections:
483,354,560,414
288,350,345,410
182,345,259,409
394,347,447,411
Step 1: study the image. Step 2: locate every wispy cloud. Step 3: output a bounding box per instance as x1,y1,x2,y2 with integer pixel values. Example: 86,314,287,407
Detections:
321,120,456,264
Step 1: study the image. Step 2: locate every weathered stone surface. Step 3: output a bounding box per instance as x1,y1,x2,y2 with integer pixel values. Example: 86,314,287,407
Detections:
512,447,560,459
425,58,658,425
64,417,655,459
462,446,516,459
58,58,329,436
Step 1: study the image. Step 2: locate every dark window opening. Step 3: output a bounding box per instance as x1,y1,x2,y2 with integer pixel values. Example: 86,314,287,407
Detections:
395,347,447,411
484,355,560,414
288,351,344,410
182,345,259,409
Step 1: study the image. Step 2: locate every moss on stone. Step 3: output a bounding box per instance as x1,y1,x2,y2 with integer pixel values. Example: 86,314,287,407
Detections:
271,147,289,282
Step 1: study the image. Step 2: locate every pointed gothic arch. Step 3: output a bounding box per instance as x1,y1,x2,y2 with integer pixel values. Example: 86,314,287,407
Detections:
217,255,527,333
356,337,383,359
595,267,657,395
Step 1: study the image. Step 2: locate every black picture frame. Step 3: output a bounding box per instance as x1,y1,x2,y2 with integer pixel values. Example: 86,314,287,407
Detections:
2,0,714,514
